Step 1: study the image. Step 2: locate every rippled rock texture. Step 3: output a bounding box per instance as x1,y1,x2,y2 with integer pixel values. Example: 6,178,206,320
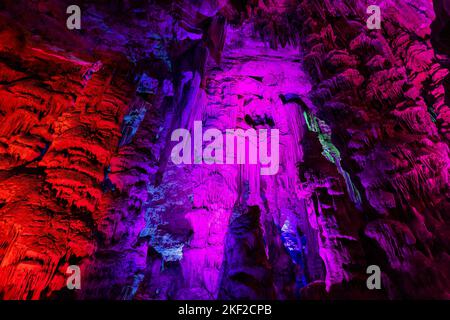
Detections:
0,0,449,300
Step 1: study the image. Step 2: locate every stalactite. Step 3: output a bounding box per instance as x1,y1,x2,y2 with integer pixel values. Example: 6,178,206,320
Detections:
0,0,448,300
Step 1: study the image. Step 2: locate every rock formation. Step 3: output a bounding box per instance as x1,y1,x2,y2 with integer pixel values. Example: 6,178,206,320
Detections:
0,0,448,300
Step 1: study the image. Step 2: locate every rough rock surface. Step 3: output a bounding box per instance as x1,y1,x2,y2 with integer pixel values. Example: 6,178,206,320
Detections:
0,0,448,299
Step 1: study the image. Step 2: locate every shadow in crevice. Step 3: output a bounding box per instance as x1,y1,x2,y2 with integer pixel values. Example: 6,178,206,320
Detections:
217,204,276,300
431,0,450,132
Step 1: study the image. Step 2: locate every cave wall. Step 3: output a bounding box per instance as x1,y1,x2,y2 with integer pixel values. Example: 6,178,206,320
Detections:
0,0,448,300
